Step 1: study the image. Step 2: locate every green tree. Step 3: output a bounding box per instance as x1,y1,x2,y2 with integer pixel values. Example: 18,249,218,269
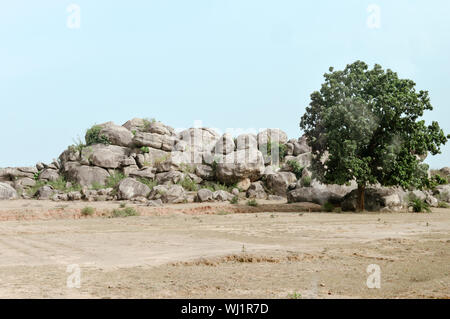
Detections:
300,61,449,211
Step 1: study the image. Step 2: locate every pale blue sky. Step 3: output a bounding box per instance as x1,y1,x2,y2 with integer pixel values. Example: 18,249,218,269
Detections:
1,0,449,168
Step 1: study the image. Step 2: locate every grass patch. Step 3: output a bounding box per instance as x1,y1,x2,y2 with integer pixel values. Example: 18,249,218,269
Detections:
85,125,111,146
408,198,431,213
322,201,334,212
137,178,158,190
111,207,139,218
177,176,199,192
81,206,95,216
247,199,258,207
301,176,312,187
230,195,239,204
438,201,449,208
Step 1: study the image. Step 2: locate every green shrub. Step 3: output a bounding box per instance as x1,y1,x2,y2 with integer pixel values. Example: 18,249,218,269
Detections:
81,206,95,216
105,171,125,189
203,181,235,193
408,198,431,213
33,171,41,181
438,201,449,208
140,146,150,154
301,176,312,187
85,125,111,146
26,180,46,197
247,199,258,207
111,207,139,218
287,160,303,179
230,196,239,204
322,201,334,212
142,118,156,131
263,140,287,161
178,176,199,192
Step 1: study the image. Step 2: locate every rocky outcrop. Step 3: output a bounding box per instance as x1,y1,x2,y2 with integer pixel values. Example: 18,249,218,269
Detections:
117,178,151,200
0,182,18,200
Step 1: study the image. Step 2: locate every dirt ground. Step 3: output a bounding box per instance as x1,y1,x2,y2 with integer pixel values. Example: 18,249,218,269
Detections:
0,199,448,299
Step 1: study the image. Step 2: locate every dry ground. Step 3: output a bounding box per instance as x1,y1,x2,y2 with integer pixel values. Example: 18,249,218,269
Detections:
0,200,448,298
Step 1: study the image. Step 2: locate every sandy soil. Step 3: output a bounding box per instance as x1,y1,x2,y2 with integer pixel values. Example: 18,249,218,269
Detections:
0,200,448,298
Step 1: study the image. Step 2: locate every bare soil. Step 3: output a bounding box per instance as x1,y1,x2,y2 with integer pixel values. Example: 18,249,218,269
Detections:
0,200,448,298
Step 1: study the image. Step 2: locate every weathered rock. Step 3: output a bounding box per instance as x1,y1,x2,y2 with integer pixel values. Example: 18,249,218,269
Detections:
156,171,185,185
149,185,187,204
135,148,169,168
89,144,130,169
257,129,288,147
99,123,133,147
39,169,60,182
0,167,35,181
122,118,145,132
284,153,312,169
231,188,240,196
67,191,82,201
213,133,235,155
213,190,234,201
0,182,18,200
145,121,176,136
117,178,151,200
147,199,164,207
341,187,406,212
156,151,202,172
235,134,258,150
36,162,45,171
236,178,251,191
63,162,110,187
133,131,176,151
196,188,214,202
178,128,220,152
268,195,285,201
14,178,36,190
127,167,156,180
435,185,450,202
293,136,311,156
195,164,215,181
246,181,267,199
216,149,265,184
37,185,54,200
265,172,297,196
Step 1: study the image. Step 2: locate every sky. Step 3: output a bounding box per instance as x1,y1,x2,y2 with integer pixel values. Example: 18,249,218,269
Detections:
0,0,449,168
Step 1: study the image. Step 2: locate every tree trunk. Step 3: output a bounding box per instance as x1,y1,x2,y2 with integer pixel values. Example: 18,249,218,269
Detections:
357,184,365,212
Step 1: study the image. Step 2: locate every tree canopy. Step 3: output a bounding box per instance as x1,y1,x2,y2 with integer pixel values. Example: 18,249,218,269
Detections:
300,61,449,210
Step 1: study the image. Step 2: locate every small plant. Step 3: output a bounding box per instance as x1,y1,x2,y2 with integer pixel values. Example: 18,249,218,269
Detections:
81,206,95,216
438,201,449,208
203,181,236,193
178,176,199,192
287,160,304,179
262,139,287,161
301,176,312,187
131,130,137,136
247,199,258,207
105,171,125,189
408,198,431,213
137,178,158,190
119,202,127,208
322,201,334,212
142,118,156,131
33,171,41,181
111,207,139,218
140,146,150,154
85,125,111,146
288,292,302,299
334,207,342,213
230,196,239,204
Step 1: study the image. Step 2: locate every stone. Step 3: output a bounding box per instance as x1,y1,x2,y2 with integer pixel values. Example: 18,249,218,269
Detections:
149,185,187,204
117,178,151,200
268,195,285,201
156,151,202,172
231,188,240,196
156,171,185,185
196,188,214,202
293,136,311,156
257,129,288,147
145,121,176,136
135,148,169,168
67,191,82,201
265,172,297,196
236,178,251,191
195,164,215,181
246,181,267,199
147,199,164,207
63,162,110,187
178,128,220,152
216,149,265,184
0,182,18,200
127,167,156,180
213,190,234,201
133,132,176,151
435,185,450,202
213,133,235,155
39,169,60,182
341,187,406,212
89,144,130,169
14,178,36,189
235,134,258,150
36,162,45,171
37,185,54,200
122,118,146,132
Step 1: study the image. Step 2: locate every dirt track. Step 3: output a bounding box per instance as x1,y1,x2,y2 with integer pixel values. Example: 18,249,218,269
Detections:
0,200,448,298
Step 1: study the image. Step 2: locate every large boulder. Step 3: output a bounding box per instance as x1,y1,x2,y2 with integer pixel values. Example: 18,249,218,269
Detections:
216,149,265,184
126,167,156,180
213,133,235,155
156,151,202,172
133,132,176,151
83,144,129,169
63,162,110,187
195,164,215,181
235,134,258,150
37,185,54,200
178,128,220,152
196,188,214,202
39,169,60,182
122,118,146,132
135,148,170,168
149,185,187,204
0,167,36,182
0,182,18,200
265,172,297,196
293,136,311,156
257,129,288,147
145,121,176,136
435,185,450,202
287,180,356,205
341,187,407,212
99,123,134,147
246,181,267,199
117,178,151,200
213,190,234,201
